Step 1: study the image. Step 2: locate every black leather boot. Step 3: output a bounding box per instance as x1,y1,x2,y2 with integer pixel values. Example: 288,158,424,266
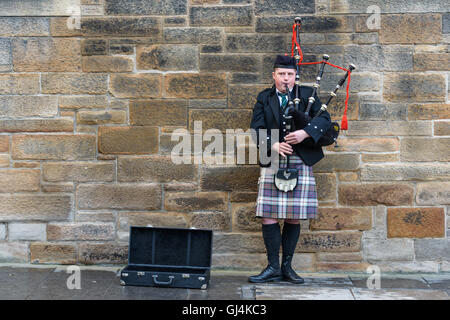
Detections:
281,222,304,284
248,223,282,283
281,255,304,284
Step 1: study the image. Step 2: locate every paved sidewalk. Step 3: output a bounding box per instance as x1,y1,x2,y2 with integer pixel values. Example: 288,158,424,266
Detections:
0,264,449,300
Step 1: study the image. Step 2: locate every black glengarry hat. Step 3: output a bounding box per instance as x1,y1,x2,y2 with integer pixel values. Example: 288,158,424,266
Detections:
273,55,296,69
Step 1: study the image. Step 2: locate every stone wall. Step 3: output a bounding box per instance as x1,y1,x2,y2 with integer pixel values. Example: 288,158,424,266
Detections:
0,0,449,273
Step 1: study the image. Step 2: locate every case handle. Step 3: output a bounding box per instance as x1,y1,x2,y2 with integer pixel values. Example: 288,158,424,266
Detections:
152,275,174,286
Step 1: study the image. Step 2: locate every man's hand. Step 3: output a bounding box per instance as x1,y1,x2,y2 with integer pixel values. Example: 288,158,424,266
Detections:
272,142,293,158
284,129,310,145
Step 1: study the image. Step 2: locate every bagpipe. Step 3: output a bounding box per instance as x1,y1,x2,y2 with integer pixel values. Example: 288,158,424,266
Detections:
274,18,356,193
284,17,355,148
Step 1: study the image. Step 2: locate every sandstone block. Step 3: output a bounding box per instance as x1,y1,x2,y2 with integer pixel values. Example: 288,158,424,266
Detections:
256,15,352,33
81,17,161,38
0,242,28,263
359,103,408,121
104,0,186,15
82,55,133,72
98,126,158,154
331,0,450,14
165,191,228,212
77,110,126,125
434,121,450,136
189,109,252,134
213,232,264,253
400,137,450,162
50,17,82,37
408,103,450,120
118,212,188,230
75,212,115,223
298,231,362,253
414,239,450,261
361,163,450,181
42,73,108,94
191,212,230,231
316,252,363,263
0,74,40,94
118,156,197,183
111,74,162,98
0,224,5,240
315,173,336,201
414,53,450,71
77,183,162,210
0,39,11,72
12,134,96,160
339,184,414,206
326,138,399,153
387,207,445,238
310,207,372,231
137,45,198,71
0,96,58,118
81,39,108,55
0,136,8,152
346,121,432,136
416,182,450,205
228,85,269,109
0,169,40,193
78,243,128,264
8,223,46,241
200,54,258,73
380,14,442,44
189,6,252,26
361,154,399,163
163,27,223,44
364,238,414,262
47,222,115,241
129,100,187,127
0,194,71,221
200,165,259,191
343,45,413,72
226,34,285,53
230,192,257,203
0,17,49,36
313,153,360,172
0,119,74,132
165,73,227,99
58,95,108,110
43,161,115,182
0,0,81,16
254,0,314,15
12,38,81,72
383,73,446,102
231,202,259,232
30,243,76,264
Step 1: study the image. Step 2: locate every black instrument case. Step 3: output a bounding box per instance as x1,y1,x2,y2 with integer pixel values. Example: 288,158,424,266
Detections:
120,226,213,290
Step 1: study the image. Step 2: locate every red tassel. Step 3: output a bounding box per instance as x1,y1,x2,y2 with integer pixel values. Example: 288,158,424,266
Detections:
341,114,348,130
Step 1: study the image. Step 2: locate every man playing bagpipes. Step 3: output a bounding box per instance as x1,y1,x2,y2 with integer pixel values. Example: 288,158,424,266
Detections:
249,18,354,284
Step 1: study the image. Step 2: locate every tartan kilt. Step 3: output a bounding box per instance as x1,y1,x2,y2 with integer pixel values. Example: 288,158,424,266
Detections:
255,154,318,220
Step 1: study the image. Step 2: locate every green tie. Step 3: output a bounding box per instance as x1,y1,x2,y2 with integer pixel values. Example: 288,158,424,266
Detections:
279,93,288,108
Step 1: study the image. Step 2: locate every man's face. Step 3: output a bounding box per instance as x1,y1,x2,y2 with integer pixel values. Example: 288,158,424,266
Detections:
272,68,296,93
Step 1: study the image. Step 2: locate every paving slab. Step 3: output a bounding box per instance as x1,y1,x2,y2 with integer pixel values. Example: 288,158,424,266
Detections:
254,286,355,300
351,288,449,300
350,275,430,289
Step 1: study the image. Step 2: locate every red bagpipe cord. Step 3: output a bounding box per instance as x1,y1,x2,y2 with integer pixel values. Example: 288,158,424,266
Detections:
290,23,350,130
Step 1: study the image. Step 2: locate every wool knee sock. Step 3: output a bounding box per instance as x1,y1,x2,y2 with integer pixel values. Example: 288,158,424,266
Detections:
262,223,281,269
281,222,300,257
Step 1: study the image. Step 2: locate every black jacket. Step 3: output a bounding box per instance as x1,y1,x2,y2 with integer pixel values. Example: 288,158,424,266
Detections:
250,85,331,167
